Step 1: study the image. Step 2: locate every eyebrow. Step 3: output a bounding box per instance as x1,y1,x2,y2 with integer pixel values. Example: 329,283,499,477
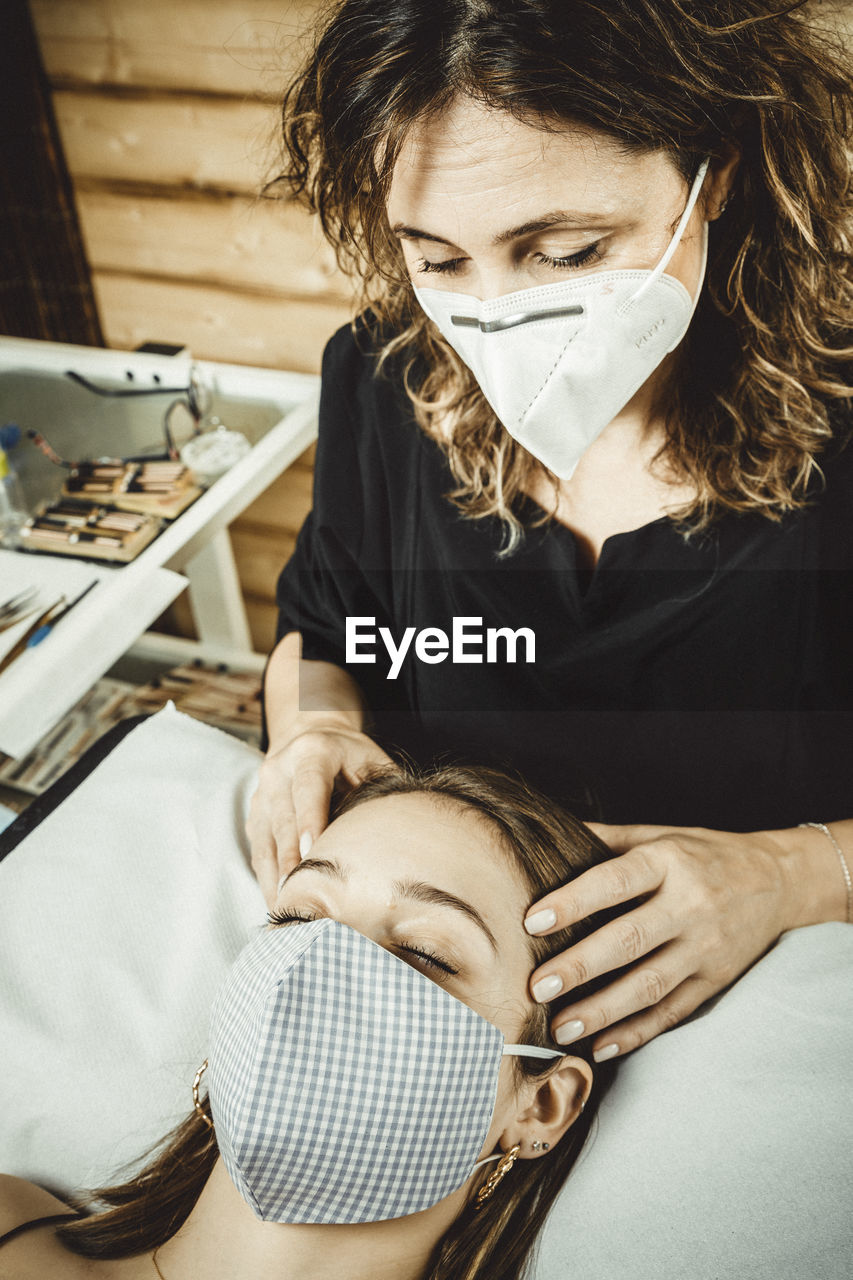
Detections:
393,877,499,954
282,858,499,954
392,210,611,248
283,856,347,884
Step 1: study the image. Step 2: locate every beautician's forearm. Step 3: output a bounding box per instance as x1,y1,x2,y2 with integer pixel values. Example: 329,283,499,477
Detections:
774,818,853,928
264,631,368,750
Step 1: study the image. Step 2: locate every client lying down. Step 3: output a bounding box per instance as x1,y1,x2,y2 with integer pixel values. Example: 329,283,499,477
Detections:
0,762,624,1280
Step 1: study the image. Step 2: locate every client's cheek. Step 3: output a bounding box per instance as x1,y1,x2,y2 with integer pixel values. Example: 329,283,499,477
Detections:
464,982,530,1028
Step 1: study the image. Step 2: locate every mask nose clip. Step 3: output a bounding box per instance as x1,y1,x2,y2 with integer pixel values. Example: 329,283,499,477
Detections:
451,304,585,333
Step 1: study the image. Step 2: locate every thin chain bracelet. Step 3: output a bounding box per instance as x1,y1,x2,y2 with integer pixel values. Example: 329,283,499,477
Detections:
799,822,853,924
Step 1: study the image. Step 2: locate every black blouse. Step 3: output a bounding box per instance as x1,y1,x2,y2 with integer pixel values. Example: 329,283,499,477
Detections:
275,323,852,832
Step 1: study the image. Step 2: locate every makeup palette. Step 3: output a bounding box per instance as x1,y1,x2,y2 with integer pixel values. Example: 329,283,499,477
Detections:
19,501,162,562
62,460,202,517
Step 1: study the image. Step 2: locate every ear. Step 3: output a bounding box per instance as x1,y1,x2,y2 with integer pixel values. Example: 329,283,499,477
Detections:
498,1056,593,1161
704,142,741,221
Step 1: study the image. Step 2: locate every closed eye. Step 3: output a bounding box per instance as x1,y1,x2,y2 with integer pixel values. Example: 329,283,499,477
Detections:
532,242,603,270
394,941,459,976
267,907,320,926
417,256,465,275
417,241,603,276
266,908,460,978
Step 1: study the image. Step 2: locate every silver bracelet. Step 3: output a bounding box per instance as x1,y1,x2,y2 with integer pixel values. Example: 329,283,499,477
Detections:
799,822,853,924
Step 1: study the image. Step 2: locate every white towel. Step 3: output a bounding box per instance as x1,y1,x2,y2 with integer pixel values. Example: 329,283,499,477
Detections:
532,922,853,1280
0,704,264,1193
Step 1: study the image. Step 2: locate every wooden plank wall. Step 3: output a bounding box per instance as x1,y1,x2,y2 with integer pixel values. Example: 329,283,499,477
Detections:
29,0,357,653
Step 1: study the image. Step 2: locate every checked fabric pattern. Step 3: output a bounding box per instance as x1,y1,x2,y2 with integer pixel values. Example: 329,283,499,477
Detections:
208,918,504,1222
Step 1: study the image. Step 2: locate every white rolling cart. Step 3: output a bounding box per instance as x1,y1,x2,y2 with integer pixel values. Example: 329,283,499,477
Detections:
0,336,319,759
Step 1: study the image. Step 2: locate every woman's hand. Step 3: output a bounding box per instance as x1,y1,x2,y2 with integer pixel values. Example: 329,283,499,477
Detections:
246,720,392,907
525,821,849,1061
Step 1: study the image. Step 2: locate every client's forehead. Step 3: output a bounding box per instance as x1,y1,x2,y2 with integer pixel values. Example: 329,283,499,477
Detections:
317,792,525,925
326,791,516,873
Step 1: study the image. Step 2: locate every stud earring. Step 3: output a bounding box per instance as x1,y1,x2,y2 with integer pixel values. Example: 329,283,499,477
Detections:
531,1140,550,1151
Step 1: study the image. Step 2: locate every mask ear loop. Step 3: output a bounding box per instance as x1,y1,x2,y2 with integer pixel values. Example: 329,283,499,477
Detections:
619,157,710,314
467,1044,563,1173
472,1151,507,1173
501,1043,563,1059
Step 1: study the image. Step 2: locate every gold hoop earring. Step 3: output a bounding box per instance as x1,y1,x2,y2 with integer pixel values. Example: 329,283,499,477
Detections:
475,1144,521,1208
193,1059,214,1129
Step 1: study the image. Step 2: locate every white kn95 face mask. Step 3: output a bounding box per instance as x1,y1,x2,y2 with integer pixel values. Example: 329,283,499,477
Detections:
413,159,710,479
206,917,561,1224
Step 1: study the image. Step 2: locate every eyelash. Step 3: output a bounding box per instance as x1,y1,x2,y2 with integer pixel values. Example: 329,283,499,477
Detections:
417,242,603,275
266,908,460,977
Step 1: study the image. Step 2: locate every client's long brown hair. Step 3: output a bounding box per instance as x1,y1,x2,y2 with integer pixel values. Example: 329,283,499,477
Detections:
57,761,625,1280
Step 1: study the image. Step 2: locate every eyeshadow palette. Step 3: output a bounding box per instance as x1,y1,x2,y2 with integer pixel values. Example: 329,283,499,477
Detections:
19,500,162,562
62,460,203,518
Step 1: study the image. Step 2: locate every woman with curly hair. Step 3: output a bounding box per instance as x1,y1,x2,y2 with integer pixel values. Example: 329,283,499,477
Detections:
249,0,853,1064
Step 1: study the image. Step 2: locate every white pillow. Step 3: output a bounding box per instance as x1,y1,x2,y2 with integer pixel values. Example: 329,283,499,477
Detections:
1,705,850,1280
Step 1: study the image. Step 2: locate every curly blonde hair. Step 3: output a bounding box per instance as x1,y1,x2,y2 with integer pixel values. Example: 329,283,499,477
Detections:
276,0,853,551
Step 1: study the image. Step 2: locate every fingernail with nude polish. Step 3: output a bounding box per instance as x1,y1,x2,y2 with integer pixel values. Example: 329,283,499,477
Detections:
299,832,313,859
524,908,557,935
276,874,288,895
555,1019,586,1046
593,1043,620,1063
532,974,563,1003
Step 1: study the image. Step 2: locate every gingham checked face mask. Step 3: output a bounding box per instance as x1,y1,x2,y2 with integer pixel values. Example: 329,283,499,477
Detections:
413,159,709,480
207,916,561,1223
